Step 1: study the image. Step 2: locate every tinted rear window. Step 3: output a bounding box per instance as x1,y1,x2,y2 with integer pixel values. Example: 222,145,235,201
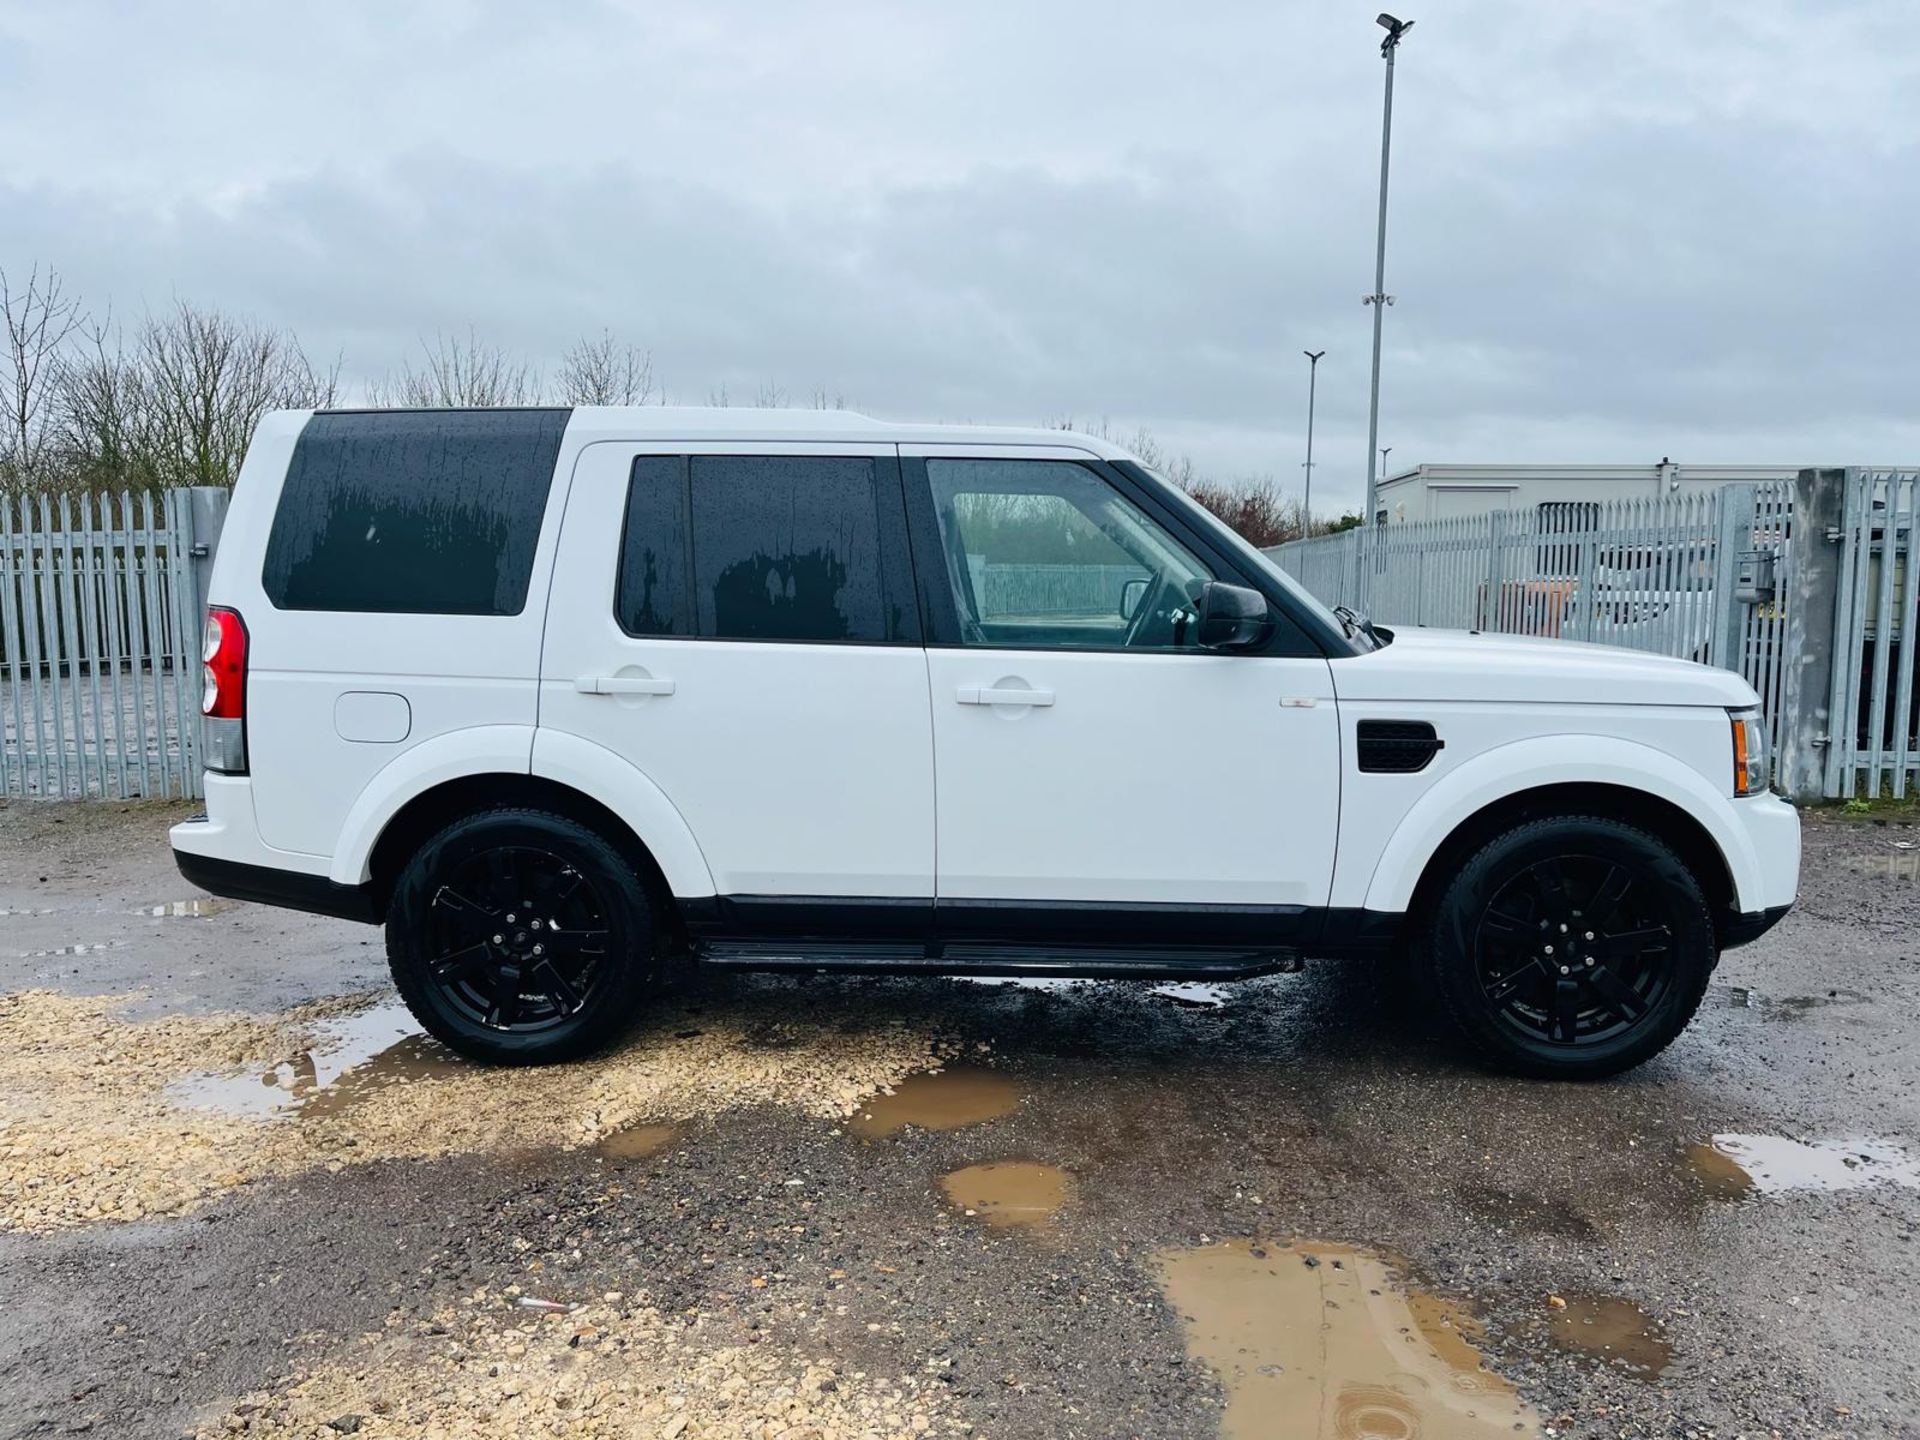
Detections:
262,409,569,614
615,454,912,643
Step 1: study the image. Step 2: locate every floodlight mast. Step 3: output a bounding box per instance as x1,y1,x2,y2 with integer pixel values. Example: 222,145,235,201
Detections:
1363,13,1414,526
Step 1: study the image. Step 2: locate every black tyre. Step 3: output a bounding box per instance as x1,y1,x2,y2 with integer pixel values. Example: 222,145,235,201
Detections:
1417,815,1716,1080
385,808,655,1065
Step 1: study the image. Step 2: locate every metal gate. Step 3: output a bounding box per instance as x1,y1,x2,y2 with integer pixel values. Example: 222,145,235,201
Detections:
1825,468,1920,798
0,491,206,799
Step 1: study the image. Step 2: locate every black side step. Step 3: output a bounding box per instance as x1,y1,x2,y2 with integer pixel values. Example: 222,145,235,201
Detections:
695,940,1296,981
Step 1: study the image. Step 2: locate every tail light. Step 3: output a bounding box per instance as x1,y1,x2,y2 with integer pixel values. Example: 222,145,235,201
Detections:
202,607,248,774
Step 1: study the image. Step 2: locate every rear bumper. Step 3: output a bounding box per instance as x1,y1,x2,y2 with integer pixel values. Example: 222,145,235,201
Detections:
169,772,380,924
173,846,380,924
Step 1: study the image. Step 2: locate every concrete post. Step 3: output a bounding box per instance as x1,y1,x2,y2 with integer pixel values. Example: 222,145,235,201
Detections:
1780,469,1846,800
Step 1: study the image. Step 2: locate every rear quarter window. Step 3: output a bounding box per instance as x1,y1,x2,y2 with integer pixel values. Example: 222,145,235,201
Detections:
261,408,570,615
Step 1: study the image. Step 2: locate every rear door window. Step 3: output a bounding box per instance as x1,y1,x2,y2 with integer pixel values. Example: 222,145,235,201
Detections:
615,454,916,643
262,408,569,615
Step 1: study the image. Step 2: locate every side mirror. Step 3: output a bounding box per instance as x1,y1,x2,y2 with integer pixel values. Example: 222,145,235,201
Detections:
1196,581,1274,652
1119,577,1149,620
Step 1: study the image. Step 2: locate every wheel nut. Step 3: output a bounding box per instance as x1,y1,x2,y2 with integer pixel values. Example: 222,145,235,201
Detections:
492,933,504,944
532,944,544,956
1584,957,1595,967
1560,965,1570,975
1584,930,1595,941
1559,923,1568,933
1544,945,1555,955
506,913,516,924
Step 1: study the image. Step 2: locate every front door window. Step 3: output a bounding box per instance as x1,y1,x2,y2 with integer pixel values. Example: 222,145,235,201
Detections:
925,459,1213,650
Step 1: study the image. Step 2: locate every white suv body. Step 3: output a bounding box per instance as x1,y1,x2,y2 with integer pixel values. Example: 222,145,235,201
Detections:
172,407,1799,1077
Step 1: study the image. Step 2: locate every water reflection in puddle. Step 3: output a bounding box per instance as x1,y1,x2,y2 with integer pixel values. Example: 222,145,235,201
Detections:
169,1002,459,1119
1720,985,1869,1018
18,941,123,959
1688,1134,1920,1198
1546,1295,1671,1374
1155,1239,1537,1439
597,1122,680,1161
1149,982,1234,1010
143,897,238,918
849,1067,1020,1138
940,1160,1071,1229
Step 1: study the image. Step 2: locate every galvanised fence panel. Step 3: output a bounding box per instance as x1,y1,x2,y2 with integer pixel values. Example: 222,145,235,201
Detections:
0,490,204,799
1826,468,1920,799
1265,481,1797,757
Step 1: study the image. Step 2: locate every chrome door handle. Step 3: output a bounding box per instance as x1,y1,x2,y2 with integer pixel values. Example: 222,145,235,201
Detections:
956,685,1054,707
575,675,675,696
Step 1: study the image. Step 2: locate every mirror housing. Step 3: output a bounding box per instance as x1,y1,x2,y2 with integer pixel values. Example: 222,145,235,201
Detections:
1195,581,1273,652
1119,577,1149,620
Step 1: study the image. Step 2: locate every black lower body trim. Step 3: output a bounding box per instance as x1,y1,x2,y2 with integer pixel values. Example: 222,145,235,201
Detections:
1720,903,1791,950
173,846,381,925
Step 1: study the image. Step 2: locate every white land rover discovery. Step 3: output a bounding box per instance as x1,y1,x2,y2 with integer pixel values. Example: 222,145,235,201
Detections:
171,407,1800,1079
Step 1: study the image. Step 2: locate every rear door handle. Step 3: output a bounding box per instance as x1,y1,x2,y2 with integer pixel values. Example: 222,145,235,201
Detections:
575,675,675,696
956,685,1054,707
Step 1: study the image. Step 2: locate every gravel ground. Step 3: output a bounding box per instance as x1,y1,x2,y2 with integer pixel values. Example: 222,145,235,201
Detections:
0,797,1916,1438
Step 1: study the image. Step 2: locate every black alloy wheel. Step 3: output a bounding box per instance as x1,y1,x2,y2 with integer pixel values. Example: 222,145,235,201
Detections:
386,808,655,1064
1419,814,1716,1079
424,845,610,1033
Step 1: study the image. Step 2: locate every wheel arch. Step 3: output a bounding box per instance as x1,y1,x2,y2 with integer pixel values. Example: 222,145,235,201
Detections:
1396,782,1737,947
363,772,690,932
1359,734,1758,947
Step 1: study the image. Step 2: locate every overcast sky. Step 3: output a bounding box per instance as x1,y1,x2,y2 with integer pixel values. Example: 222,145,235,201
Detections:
2,0,1915,513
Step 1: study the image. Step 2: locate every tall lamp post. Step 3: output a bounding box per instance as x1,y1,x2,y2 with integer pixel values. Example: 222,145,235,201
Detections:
1363,12,1414,527
1301,349,1326,534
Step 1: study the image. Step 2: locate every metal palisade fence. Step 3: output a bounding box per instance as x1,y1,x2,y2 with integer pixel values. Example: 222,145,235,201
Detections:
1267,481,1810,786
1826,469,1920,799
0,490,211,799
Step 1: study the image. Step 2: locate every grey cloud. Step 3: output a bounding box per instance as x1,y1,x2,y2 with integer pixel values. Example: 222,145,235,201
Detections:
2,1,1915,512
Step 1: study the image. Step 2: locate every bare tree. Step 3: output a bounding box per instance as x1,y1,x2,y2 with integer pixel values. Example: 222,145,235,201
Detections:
556,329,655,406
53,313,146,491
135,299,336,488
52,299,334,492
372,330,540,408
1,264,84,488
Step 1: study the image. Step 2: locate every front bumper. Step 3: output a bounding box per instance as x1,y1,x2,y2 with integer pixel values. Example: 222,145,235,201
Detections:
1720,902,1791,950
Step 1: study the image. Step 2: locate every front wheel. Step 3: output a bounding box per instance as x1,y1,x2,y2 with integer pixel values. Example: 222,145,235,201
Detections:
385,808,656,1064
1418,815,1716,1080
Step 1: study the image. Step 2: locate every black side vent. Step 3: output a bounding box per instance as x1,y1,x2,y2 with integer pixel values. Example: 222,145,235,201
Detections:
1356,720,1444,773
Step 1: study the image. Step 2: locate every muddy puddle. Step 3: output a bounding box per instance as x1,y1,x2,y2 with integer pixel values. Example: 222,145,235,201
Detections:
849,1066,1020,1138
597,1121,681,1161
1154,1239,1537,1439
1687,1133,1920,1198
168,1001,459,1119
142,896,238,918
940,1160,1071,1229
1546,1295,1671,1374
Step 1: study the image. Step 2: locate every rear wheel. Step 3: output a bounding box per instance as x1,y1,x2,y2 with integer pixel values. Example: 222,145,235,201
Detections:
385,808,655,1064
1419,815,1715,1079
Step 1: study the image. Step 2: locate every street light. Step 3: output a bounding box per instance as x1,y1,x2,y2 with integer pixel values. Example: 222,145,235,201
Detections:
1380,445,1392,474
1302,349,1326,533
1363,11,1414,526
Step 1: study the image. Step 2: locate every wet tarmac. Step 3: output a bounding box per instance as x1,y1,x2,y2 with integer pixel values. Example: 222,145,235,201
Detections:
1,799,1917,1438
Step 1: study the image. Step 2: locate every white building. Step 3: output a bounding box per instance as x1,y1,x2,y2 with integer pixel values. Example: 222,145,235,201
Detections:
1373,460,1800,525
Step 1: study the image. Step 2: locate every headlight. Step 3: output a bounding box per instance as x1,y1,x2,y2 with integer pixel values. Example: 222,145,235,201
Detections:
1730,710,1770,796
